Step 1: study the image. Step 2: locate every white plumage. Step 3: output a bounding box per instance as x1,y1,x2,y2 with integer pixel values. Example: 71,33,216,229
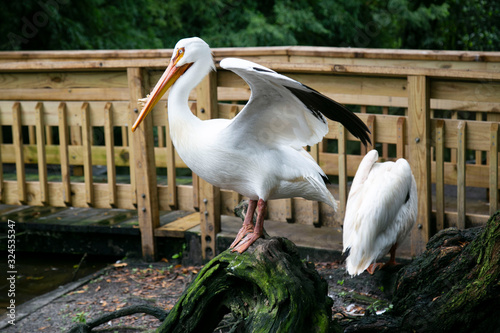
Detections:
343,150,418,276
132,37,370,253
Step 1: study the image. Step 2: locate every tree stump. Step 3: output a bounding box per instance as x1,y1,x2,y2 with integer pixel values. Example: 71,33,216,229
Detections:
158,236,339,333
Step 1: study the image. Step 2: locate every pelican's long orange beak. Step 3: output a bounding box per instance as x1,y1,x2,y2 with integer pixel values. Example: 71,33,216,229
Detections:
131,51,191,132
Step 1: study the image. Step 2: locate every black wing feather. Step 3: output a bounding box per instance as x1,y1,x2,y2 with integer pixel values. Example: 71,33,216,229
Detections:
284,84,371,146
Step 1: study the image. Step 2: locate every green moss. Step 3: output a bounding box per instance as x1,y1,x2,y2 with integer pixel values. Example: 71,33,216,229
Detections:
158,237,338,333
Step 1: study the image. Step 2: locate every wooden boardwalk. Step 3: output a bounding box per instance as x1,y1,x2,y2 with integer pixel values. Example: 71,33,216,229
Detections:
0,204,195,257
1,203,411,260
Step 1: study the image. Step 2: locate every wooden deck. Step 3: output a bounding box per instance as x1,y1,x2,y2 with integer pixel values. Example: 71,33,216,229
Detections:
0,204,193,257
0,203,414,261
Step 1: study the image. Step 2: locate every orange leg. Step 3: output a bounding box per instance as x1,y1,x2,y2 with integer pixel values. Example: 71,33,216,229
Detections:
232,199,266,253
382,243,398,268
366,263,384,275
230,199,257,249
367,243,399,274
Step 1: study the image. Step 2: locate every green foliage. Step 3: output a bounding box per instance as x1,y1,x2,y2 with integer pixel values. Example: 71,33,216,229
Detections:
432,0,500,51
1,0,498,51
71,311,88,323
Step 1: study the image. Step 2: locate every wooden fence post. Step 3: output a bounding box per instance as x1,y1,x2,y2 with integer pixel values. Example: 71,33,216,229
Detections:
457,121,467,229
435,120,445,232
196,71,221,260
490,123,499,215
81,102,94,207
12,102,26,204
128,67,159,261
104,102,117,207
35,102,48,205
408,75,432,255
338,124,347,221
165,104,178,210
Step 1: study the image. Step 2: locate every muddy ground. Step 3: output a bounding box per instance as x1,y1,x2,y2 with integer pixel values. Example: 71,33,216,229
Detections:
1,257,404,332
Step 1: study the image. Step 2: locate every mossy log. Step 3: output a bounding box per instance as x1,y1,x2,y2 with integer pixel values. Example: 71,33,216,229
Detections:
158,236,339,333
343,211,500,333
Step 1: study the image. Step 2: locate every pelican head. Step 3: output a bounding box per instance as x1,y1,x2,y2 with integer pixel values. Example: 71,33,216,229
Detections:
131,37,214,132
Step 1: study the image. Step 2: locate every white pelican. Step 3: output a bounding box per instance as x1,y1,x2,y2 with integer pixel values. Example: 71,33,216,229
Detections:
342,149,417,276
132,37,371,253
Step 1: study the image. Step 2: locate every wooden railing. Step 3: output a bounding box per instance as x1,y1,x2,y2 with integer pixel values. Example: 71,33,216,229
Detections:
0,47,499,260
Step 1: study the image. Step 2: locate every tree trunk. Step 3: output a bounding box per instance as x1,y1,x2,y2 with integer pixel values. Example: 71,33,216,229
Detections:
158,236,340,333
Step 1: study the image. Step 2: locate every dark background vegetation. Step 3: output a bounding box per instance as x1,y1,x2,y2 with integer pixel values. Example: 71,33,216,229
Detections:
1,0,499,51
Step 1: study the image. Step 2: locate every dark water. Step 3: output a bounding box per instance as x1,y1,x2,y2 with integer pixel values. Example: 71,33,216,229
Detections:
0,252,116,315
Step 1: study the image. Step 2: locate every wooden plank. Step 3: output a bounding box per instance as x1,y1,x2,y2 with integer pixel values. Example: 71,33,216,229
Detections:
432,80,500,103
58,102,71,205
0,101,132,127
437,211,490,228
309,144,321,226
366,115,375,152
35,102,48,204
382,106,389,159
240,149,500,190
0,71,128,90
0,46,498,64
327,113,404,144
121,126,128,146
157,184,194,212
128,108,137,206
435,120,445,232
338,124,347,220
81,102,94,206
0,59,171,71
28,125,36,144
196,71,221,260
396,117,406,159
408,75,431,255
430,118,497,151
360,106,367,155
475,112,483,165
284,46,500,62
165,104,177,209
221,61,500,80
155,213,200,238
457,121,466,229
12,102,26,203
490,123,499,215
328,63,500,80
0,87,130,101
104,102,117,207
157,126,165,147
70,113,84,177
450,112,458,164
4,98,495,128
1,180,136,209
128,67,159,261
46,126,53,145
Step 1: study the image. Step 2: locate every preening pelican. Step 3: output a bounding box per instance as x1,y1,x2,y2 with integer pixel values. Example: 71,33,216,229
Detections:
342,150,417,276
132,37,371,253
